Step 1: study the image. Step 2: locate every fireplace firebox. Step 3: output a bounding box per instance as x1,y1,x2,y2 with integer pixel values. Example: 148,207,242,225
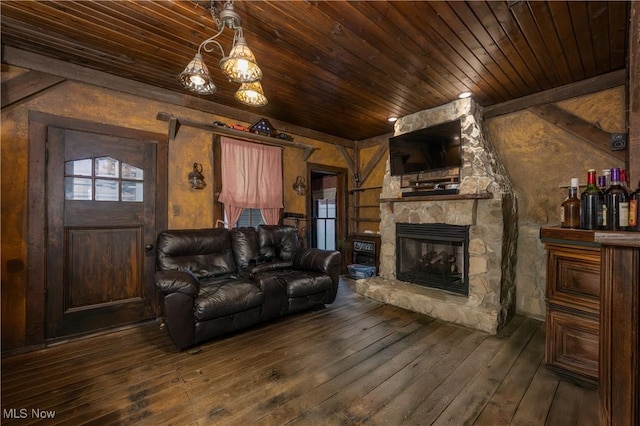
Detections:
396,223,469,296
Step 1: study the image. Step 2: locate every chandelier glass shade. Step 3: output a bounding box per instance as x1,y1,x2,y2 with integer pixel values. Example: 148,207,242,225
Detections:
234,81,267,107
220,36,262,83
178,53,217,95
178,0,266,106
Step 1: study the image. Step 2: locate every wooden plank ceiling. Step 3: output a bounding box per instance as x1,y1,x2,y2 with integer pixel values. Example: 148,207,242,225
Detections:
0,1,630,141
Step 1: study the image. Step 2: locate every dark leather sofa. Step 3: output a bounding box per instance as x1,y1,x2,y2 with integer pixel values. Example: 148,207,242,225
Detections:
154,225,342,350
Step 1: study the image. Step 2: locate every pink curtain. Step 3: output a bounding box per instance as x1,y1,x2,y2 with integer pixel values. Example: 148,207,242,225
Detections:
260,208,281,225
225,205,244,229
218,137,283,227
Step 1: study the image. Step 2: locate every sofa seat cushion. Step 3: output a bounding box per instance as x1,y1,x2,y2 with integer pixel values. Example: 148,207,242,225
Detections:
195,277,263,321
254,269,332,298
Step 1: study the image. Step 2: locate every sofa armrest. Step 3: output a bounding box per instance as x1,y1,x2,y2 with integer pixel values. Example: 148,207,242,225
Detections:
292,248,342,275
244,260,293,277
154,270,200,297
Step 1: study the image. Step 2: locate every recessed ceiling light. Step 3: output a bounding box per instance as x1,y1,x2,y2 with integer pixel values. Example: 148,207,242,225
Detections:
388,117,398,122
458,91,472,99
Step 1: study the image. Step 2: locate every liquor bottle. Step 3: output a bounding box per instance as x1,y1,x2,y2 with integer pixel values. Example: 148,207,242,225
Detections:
561,178,581,228
604,167,629,231
602,169,611,189
598,175,608,229
629,179,640,231
580,169,601,230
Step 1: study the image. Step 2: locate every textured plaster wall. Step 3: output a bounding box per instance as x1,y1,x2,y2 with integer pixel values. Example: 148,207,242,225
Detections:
485,87,626,319
1,69,346,350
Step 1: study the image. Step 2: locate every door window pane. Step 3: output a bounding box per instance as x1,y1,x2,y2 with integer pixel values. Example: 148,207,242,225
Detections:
122,181,143,202
95,157,119,178
95,179,119,201
65,157,144,202
122,163,143,180
65,159,92,176
65,177,92,200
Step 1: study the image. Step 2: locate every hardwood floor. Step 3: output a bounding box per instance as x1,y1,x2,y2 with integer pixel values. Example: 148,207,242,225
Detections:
1,278,599,425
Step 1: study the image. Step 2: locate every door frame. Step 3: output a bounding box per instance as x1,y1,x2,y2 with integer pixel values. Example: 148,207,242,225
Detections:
26,111,168,347
305,163,348,268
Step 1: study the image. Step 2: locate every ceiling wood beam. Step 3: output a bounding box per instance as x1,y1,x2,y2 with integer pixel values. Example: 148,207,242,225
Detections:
484,70,626,119
2,46,356,148
357,132,394,149
529,104,625,162
1,69,65,108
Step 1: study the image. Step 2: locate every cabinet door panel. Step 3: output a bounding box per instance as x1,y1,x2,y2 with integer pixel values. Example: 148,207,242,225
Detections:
547,247,600,314
546,308,599,383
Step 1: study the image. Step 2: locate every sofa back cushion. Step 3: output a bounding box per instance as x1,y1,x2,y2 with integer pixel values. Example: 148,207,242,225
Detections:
258,225,299,261
230,227,260,270
156,228,236,278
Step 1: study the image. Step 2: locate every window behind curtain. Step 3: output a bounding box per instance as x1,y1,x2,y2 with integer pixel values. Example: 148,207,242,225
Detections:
234,208,265,228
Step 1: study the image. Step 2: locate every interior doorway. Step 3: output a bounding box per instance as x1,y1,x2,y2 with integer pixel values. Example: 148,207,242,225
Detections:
306,164,348,267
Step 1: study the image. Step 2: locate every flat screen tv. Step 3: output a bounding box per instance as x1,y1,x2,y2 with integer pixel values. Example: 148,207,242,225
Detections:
389,119,462,176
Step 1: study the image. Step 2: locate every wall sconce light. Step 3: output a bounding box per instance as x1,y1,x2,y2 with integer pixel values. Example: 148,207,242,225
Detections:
189,163,206,190
293,175,307,195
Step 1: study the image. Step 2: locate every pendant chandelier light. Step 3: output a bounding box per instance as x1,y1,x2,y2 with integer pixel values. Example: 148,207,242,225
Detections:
234,81,268,107
178,0,266,106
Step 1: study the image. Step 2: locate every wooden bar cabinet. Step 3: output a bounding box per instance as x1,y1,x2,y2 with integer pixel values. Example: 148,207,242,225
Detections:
540,227,601,386
541,226,640,425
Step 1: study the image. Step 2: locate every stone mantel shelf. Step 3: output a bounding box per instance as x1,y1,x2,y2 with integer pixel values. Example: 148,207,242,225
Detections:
379,193,492,203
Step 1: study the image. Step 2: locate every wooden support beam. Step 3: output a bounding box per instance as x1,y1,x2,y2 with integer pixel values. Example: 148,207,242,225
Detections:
3,47,355,148
628,1,640,187
336,145,356,179
302,148,314,162
1,70,65,108
484,70,626,119
357,132,393,149
168,117,180,141
529,104,625,162
156,112,318,157
358,143,388,185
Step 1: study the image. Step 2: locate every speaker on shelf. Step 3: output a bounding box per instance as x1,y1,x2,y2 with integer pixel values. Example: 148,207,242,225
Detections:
610,133,627,151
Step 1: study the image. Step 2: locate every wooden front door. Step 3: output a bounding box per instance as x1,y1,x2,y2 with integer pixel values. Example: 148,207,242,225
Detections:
45,127,159,339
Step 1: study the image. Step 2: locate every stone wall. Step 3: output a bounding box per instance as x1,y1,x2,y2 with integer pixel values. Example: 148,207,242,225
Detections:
357,98,517,334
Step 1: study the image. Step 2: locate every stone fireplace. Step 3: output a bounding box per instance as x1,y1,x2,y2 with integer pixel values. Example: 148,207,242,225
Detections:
396,223,469,296
355,98,518,334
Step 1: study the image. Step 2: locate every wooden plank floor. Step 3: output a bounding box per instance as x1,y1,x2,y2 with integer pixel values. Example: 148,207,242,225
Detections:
1,278,599,425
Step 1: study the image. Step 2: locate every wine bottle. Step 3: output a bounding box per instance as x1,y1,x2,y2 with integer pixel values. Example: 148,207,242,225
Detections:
621,169,631,192
561,178,581,228
629,179,640,231
604,167,629,231
598,175,607,229
580,169,601,230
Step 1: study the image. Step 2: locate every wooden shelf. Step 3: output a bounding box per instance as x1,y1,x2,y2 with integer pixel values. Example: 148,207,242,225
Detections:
156,112,318,161
349,185,383,193
380,193,492,203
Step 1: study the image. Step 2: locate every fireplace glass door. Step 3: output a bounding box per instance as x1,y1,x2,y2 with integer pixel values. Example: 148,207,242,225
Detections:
396,223,469,296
